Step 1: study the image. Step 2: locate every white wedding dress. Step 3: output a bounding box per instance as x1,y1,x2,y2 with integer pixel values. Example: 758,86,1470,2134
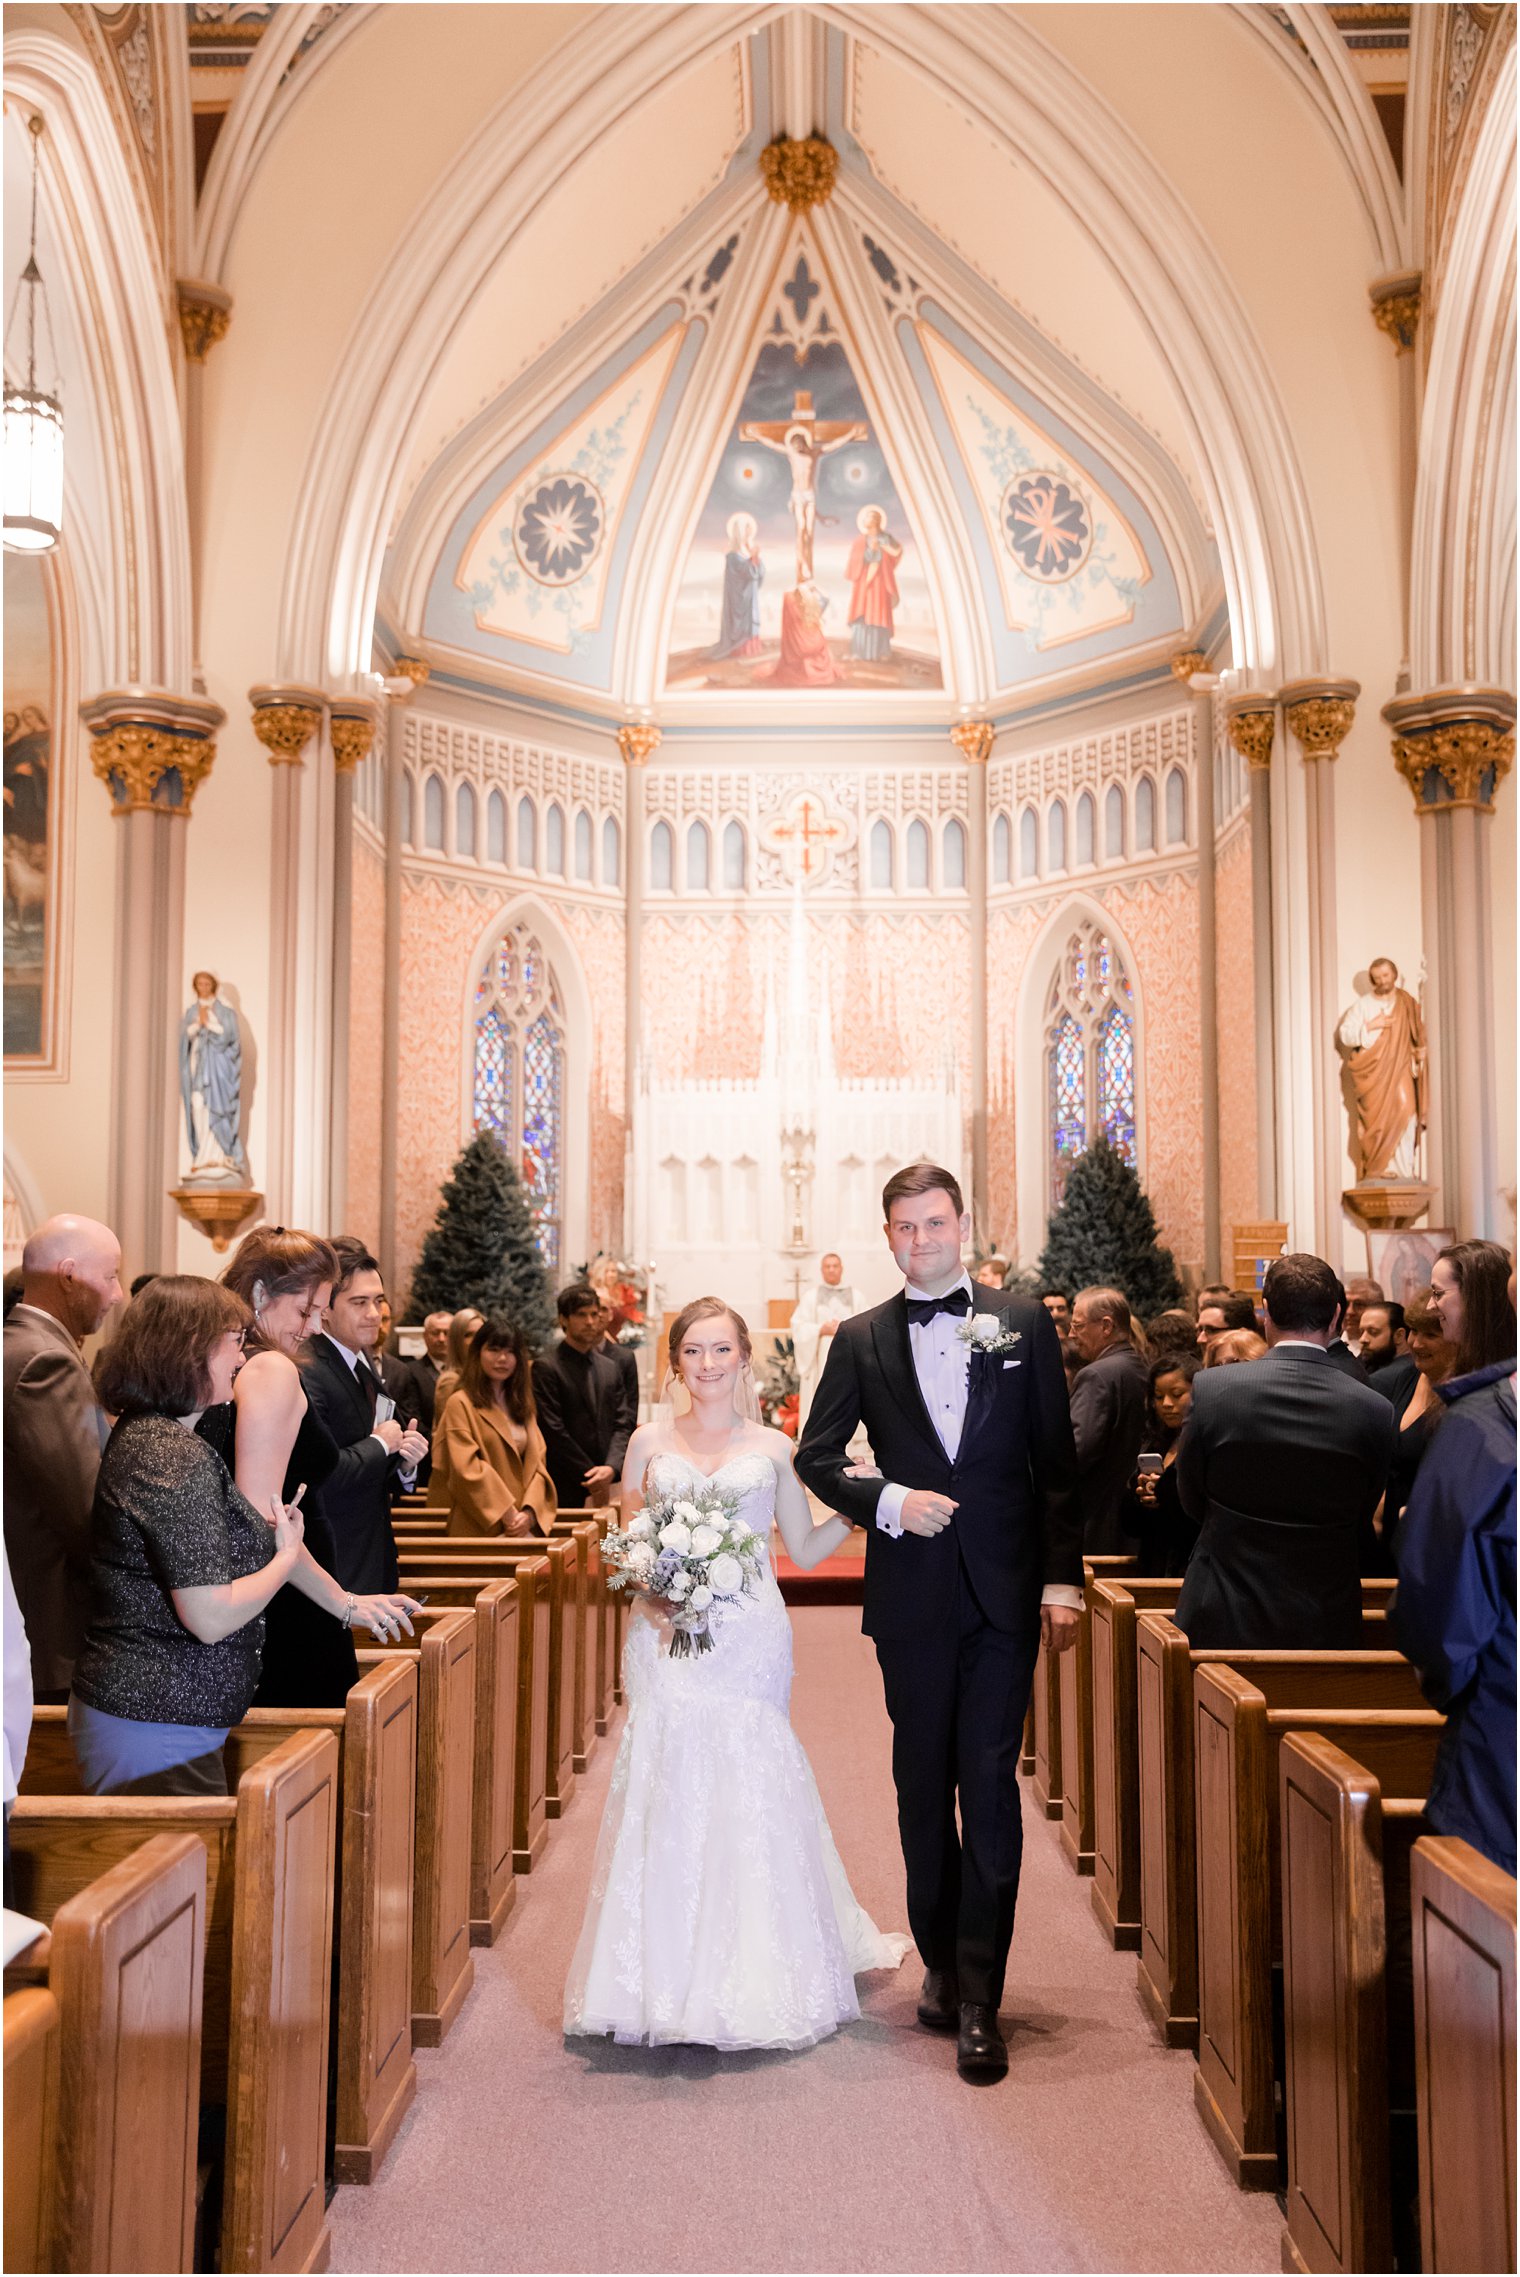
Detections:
563,1449,910,2051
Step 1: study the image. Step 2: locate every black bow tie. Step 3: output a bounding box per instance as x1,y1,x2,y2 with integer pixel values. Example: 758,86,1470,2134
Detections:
905,1288,972,1328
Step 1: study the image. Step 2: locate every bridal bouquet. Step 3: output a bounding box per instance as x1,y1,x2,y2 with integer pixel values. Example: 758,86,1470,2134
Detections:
603,1479,768,1658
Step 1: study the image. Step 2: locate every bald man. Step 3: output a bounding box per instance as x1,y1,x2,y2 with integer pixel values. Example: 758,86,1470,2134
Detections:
3,1215,121,1697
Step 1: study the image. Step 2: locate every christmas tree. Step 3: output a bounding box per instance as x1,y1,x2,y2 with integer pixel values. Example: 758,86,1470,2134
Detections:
1035,1138,1182,1315
407,1130,556,1346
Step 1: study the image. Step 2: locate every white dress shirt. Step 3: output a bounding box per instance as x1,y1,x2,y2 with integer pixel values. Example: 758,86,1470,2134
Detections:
327,1335,418,1488
875,1274,1082,1612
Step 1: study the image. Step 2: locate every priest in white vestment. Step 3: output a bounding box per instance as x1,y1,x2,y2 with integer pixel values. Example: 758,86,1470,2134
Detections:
791,1254,865,1429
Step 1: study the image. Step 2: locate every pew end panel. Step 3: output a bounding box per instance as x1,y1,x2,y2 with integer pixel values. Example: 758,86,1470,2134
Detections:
1135,1614,1198,2048
1090,1581,1183,1953
1030,1640,1063,1821
1411,1836,1517,2276
4,1987,59,2277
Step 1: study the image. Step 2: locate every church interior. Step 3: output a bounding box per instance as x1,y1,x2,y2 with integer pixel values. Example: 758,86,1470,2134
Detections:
2,4,1515,2273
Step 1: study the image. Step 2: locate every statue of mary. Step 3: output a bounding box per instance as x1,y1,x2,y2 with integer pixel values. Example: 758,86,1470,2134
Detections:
179,971,249,1182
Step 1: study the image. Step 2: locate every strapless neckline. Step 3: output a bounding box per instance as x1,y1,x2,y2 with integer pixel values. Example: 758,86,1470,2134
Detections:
648,1447,774,1489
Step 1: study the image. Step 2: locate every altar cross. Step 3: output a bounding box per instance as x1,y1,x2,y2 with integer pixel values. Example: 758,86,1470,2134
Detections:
765,794,847,881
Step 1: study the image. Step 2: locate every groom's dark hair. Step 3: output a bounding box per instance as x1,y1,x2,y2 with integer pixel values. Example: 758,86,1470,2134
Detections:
882,1160,965,1221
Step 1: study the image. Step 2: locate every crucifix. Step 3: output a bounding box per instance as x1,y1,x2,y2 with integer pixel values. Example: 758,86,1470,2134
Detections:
768,794,845,881
739,390,867,582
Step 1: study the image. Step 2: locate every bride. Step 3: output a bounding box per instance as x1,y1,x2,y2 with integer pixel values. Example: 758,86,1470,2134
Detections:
563,1295,909,2051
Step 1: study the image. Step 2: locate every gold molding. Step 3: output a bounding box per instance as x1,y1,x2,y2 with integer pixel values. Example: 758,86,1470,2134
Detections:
1369,270,1422,355
949,719,995,766
759,134,838,213
329,708,377,774
392,657,431,689
251,702,323,766
1282,678,1360,760
1170,650,1209,684
1224,703,1276,773
170,1184,262,1252
1385,689,1516,814
616,723,662,768
176,277,232,362
89,723,216,815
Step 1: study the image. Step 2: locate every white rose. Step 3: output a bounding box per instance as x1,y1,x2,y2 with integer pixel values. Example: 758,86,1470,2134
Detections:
970,1312,1001,1345
708,1553,743,1597
689,1523,723,1558
626,1512,653,1540
626,1542,655,1575
727,1516,750,1541
659,1520,693,1555
689,1585,713,1612
672,1500,702,1527
667,1570,692,1599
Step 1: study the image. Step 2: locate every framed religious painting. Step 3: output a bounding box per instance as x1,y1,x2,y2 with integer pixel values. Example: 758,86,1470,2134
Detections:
3,551,66,1073
1369,1229,1457,1309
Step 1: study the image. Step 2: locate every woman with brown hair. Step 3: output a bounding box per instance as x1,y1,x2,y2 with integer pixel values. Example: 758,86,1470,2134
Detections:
69,1277,300,1794
432,1317,555,1537
198,1226,420,1706
1430,1239,1518,1376
1202,1327,1267,1367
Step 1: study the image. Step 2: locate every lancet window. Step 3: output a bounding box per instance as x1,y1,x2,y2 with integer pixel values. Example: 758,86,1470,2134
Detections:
1044,919,1137,1207
472,920,566,1275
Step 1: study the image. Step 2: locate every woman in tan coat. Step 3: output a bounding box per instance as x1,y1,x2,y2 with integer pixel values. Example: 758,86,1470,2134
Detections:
433,1316,556,1537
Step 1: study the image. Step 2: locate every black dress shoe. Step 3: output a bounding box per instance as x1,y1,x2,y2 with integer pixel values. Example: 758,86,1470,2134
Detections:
916,1967,959,2031
956,2001,1008,2082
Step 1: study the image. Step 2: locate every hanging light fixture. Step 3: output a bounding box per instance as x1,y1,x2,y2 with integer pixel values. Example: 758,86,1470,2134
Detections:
4,115,63,553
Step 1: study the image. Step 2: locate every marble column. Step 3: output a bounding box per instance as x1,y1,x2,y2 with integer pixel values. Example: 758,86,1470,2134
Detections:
950,717,994,1242
328,697,378,1237
1368,271,1422,689
1172,655,1221,1278
1281,679,1360,1254
250,686,326,1228
617,723,660,1255
175,280,232,688
380,662,428,1293
1224,697,1279,1217
80,688,225,1280
1384,685,1515,1237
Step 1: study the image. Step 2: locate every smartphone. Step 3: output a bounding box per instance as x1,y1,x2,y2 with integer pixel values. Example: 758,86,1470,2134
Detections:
1137,1453,1164,1477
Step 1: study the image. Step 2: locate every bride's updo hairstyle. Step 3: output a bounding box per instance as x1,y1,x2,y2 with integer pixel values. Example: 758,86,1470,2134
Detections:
666,1297,753,1393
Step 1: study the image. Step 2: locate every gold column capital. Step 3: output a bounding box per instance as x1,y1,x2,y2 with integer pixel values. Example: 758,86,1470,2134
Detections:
759,133,838,212
1223,695,1276,773
250,685,326,766
1170,650,1209,685
1384,685,1516,815
328,698,379,774
80,688,225,816
175,277,232,362
949,718,995,766
1369,269,1422,356
391,657,431,690
1281,678,1360,759
617,723,662,768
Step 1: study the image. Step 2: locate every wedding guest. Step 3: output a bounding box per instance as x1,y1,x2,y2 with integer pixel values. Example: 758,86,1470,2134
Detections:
1430,1239,1517,1378
1196,1291,1259,1354
1040,1289,1072,1336
433,1306,485,1419
1130,1352,1199,1576
1174,1253,1394,1649
1068,1287,1148,1553
204,1226,419,1707
598,1296,640,1409
401,1309,452,1438
1194,1284,1232,1316
534,1283,636,1511
1378,1292,1458,1563
69,1276,307,1796
1204,1328,1268,1366
1342,1275,1384,1348
974,1257,1011,1291
1359,1299,1408,1374
433,1317,555,1537
301,1238,429,1594
4,1214,121,1700
1146,1309,1199,1363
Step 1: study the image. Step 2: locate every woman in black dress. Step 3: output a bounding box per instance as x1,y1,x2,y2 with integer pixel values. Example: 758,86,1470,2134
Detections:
1130,1352,1199,1575
200,1227,419,1705
1378,1290,1458,1568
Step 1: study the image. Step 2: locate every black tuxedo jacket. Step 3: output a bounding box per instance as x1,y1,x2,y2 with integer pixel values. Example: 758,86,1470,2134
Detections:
298,1335,404,1593
532,1342,636,1509
400,1352,441,1438
794,1287,1080,1641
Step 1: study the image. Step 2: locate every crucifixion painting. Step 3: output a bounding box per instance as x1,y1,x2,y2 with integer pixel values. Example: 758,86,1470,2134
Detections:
738,392,868,583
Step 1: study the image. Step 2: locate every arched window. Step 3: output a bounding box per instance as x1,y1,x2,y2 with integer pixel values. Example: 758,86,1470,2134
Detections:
942,816,967,889
573,807,593,881
403,771,416,847
1019,807,1039,879
1075,791,1095,867
1104,783,1125,860
455,781,477,860
992,811,1012,884
650,819,673,890
1134,775,1156,851
487,788,506,864
472,921,566,1275
870,819,894,888
687,819,710,891
906,818,930,888
1047,800,1067,873
723,819,746,890
1165,766,1188,845
424,773,445,852
1044,918,1138,1208
601,814,621,886
545,802,566,876
516,795,537,869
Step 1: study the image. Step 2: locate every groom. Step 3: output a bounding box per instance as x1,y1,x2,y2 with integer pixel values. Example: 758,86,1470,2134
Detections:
796,1161,1080,2081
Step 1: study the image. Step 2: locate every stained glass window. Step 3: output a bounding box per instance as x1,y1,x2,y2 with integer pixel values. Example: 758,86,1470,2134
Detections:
1044,919,1139,1210
472,922,566,1275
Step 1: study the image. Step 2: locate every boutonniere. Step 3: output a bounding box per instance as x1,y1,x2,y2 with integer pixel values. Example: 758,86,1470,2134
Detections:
956,1315,1023,1358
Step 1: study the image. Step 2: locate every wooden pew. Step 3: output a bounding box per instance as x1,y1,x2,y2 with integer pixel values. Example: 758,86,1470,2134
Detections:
398,1535,578,1820
1193,1661,1442,2187
546,1513,612,1747
1134,1599,1400,2050
1411,1835,1517,2275
354,1605,476,2047
4,1986,59,2274
8,1729,336,2273
1277,1731,1440,2275
1055,1555,1142,1875
1089,1577,1186,1946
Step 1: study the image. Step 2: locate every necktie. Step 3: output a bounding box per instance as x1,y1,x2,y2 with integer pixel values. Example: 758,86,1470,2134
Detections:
356,1360,380,1417
905,1288,972,1328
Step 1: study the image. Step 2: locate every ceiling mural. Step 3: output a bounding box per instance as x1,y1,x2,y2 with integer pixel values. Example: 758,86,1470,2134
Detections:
665,247,942,694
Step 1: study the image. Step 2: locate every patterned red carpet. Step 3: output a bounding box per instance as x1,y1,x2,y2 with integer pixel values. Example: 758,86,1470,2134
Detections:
328,1608,1282,2274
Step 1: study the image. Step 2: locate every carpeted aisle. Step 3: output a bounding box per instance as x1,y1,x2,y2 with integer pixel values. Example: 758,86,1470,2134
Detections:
328,1608,1282,2274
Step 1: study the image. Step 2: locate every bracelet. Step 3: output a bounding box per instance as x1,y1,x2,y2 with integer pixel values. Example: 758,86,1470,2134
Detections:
340,1592,357,1630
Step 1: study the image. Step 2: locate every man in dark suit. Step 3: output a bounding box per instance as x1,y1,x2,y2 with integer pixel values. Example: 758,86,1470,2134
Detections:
301,1239,429,1594
533,1284,637,1511
797,1162,1080,2083
597,1297,640,1412
1068,1286,1149,1552
399,1309,451,1439
1173,1252,1395,1651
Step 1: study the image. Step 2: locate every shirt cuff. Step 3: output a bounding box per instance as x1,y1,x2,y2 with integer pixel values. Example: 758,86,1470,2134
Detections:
397,1465,418,1489
875,1481,908,1538
1040,1584,1083,1611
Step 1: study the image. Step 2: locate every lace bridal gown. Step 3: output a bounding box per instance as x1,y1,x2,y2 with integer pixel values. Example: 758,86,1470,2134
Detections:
563,1449,910,2051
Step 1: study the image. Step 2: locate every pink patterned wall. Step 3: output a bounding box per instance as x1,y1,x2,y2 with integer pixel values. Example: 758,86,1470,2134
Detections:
346,838,386,1249
1213,819,1258,1250
1107,870,1204,1269
556,899,625,1260
987,901,1047,1255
